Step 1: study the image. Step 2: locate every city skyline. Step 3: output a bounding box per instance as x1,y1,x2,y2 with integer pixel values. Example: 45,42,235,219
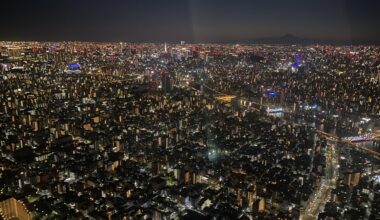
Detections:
1,1,380,219
1,41,379,220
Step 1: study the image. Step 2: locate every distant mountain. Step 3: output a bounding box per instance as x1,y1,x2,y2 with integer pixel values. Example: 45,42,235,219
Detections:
253,34,311,45
250,34,380,45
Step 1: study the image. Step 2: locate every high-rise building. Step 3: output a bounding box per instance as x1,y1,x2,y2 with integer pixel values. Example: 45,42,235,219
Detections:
0,197,33,220
161,72,171,93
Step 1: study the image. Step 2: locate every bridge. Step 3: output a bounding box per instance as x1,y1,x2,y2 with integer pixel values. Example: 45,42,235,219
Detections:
316,130,380,157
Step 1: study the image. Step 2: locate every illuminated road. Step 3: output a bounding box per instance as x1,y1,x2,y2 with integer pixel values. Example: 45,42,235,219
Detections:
301,138,338,219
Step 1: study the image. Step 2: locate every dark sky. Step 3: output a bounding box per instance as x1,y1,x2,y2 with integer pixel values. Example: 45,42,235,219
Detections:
1,0,380,43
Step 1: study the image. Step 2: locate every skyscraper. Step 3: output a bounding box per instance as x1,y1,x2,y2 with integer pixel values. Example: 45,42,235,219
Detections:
161,72,171,94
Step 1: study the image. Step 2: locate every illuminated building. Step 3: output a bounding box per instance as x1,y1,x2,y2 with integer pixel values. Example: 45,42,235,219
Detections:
0,197,33,220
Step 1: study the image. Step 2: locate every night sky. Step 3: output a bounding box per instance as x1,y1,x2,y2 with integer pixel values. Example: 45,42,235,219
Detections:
1,0,380,43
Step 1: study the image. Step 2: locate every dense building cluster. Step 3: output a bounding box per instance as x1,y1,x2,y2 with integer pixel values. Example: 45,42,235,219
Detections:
0,42,379,219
